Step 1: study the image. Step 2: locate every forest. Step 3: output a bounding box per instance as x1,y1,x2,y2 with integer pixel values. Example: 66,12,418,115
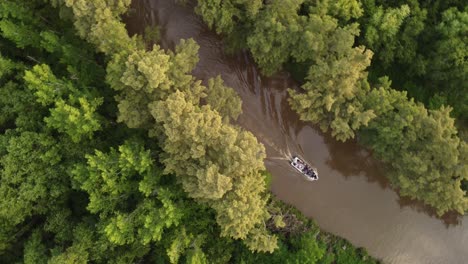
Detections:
0,0,379,263
196,0,468,216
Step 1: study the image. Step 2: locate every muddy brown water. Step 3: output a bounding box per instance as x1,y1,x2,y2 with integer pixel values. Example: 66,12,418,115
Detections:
126,1,468,263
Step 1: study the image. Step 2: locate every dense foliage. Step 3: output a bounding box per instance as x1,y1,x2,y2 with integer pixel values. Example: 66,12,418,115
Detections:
0,0,378,263
358,0,467,120
196,0,468,215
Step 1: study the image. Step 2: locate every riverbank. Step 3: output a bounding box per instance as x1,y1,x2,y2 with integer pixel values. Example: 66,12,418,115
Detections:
264,197,380,264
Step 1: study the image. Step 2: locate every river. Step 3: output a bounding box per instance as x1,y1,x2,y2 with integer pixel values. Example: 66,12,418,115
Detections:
125,1,468,263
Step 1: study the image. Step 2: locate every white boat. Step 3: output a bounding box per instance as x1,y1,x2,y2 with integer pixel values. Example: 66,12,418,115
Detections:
290,156,318,181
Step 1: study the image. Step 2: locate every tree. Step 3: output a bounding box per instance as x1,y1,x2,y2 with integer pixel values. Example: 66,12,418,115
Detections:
0,1,42,49
358,0,466,120
310,0,363,22
60,0,278,254
106,39,203,129
45,97,102,142
55,0,136,55
362,3,411,66
205,75,242,122
195,0,263,50
107,44,172,129
0,132,66,249
24,64,70,106
72,140,184,246
286,231,325,264
166,228,210,264
23,231,47,264
290,13,359,63
246,0,304,75
289,47,375,141
195,0,263,34
150,91,276,252
167,39,200,90
428,7,468,118
361,79,468,215
24,64,103,142
0,81,44,131
0,54,21,81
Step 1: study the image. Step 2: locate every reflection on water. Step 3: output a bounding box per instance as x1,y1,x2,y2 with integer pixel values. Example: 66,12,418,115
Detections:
126,1,468,263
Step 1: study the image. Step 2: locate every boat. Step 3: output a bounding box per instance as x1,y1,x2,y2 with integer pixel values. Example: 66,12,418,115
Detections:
290,156,318,181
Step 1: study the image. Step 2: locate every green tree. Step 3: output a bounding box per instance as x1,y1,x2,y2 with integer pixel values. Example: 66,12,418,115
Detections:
361,79,468,215
49,0,136,56
195,0,263,34
0,1,42,49
0,54,21,80
195,0,263,35
310,0,363,22
246,0,304,75
167,39,201,90
428,7,468,118
0,132,66,249
72,140,184,245
289,47,375,141
61,0,278,254
362,4,411,66
358,0,466,120
166,228,210,264
46,97,102,142
205,75,242,122
286,231,325,264
106,39,203,129
24,64,69,106
150,91,276,252
196,0,258,50
290,12,361,65
24,64,103,142
0,81,44,131
23,231,47,264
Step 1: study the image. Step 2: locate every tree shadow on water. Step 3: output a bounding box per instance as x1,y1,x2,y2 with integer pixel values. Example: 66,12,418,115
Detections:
397,195,463,228
323,131,464,226
322,130,389,189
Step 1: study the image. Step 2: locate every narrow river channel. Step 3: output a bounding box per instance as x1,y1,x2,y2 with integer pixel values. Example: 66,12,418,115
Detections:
126,1,468,263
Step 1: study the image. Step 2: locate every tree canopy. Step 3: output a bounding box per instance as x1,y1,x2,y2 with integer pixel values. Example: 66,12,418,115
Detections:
0,0,291,262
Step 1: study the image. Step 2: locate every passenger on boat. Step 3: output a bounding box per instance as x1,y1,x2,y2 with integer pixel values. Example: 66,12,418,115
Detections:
295,158,304,166
311,171,317,179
